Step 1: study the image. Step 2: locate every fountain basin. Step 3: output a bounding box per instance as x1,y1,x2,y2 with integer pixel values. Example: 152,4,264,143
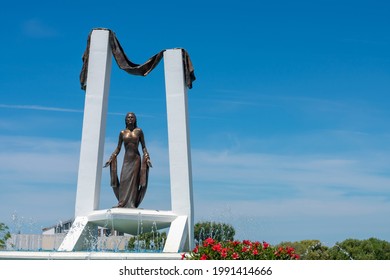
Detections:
0,251,182,260
88,208,175,234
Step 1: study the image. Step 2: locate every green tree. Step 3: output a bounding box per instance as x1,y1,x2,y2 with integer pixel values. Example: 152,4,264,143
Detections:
329,238,390,260
127,231,167,251
277,240,331,260
278,240,330,260
127,221,235,251
194,221,235,244
0,222,11,250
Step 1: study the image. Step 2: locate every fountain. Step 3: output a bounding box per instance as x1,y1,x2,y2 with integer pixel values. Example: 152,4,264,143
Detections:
0,28,195,260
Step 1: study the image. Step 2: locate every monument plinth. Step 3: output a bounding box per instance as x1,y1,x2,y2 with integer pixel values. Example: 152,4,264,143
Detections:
58,29,195,253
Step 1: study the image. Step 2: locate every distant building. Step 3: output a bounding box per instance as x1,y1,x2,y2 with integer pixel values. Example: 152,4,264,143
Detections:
42,218,125,237
42,219,73,235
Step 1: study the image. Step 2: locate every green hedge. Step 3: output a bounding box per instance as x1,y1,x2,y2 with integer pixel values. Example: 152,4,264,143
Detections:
277,238,390,260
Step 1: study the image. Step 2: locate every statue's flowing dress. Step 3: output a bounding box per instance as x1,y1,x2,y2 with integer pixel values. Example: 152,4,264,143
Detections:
118,130,142,208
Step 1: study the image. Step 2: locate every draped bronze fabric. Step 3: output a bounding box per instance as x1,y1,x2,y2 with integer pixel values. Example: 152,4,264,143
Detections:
80,28,196,90
136,155,150,207
108,155,119,200
106,153,150,207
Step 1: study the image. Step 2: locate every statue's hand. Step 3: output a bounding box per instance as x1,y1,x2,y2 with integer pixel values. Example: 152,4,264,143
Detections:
143,153,152,167
103,154,115,168
103,159,111,168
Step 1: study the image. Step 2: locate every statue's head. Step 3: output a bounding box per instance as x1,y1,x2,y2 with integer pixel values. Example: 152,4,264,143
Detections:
125,112,137,128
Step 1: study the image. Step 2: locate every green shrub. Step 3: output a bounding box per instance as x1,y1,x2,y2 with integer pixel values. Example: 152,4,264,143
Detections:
0,223,11,250
127,231,167,251
328,238,390,260
194,221,235,244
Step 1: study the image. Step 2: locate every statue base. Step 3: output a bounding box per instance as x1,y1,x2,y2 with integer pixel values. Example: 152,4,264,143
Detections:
57,208,189,253
0,251,182,260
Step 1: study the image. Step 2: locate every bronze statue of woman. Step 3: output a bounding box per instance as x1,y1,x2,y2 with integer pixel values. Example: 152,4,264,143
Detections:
104,112,151,208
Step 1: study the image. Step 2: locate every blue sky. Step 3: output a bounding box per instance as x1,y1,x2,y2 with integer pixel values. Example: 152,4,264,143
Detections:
0,0,389,246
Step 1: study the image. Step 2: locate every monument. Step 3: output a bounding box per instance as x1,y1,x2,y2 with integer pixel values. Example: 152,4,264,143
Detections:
57,28,196,253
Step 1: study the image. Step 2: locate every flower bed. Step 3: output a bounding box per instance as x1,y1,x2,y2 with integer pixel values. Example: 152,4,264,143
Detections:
183,238,300,260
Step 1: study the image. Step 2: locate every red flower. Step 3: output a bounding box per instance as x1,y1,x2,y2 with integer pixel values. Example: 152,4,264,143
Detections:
232,252,239,259
181,253,186,260
262,241,270,249
212,243,222,252
203,237,215,247
287,247,295,255
243,240,252,246
241,246,249,252
220,248,228,258
193,246,199,253
274,247,284,256
252,249,259,255
200,254,208,260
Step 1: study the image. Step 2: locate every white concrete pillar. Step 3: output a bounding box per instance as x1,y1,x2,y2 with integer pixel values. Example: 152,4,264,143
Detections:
163,49,194,250
75,29,112,217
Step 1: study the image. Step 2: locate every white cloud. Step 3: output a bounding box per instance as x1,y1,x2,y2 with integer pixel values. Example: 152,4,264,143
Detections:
189,143,390,244
21,19,58,38
0,136,79,184
192,148,390,194
193,195,390,245
0,104,83,113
